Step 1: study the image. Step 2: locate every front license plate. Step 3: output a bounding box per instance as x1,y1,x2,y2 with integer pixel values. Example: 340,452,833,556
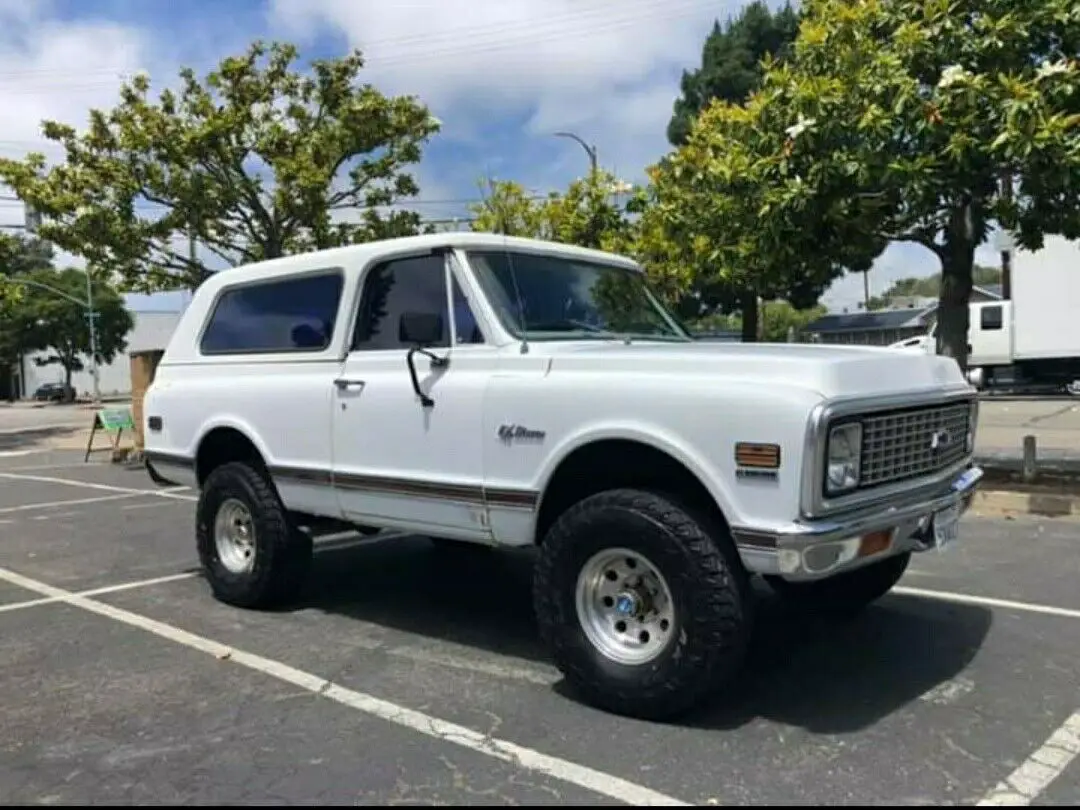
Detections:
932,503,961,550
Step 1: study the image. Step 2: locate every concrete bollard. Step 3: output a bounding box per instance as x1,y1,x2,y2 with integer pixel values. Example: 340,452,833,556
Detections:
1022,434,1037,483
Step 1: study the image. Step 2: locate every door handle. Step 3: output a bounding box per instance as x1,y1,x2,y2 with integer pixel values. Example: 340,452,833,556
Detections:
334,378,365,391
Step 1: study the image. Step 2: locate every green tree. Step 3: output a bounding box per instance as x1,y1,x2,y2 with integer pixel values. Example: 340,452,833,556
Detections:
668,1,800,147
651,91,875,341
0,41,440,293
728,0,1080,369
16,267,134,390
664,0,806,331
470,179,553,238
0,233,55,400
470,171,634,250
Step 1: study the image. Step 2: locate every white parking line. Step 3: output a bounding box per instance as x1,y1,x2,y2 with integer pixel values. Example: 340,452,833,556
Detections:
0,492,148,515
977,711,1080,805
0,571,199,614
893,586,1080,620
0,471,195,501
0,564,691,807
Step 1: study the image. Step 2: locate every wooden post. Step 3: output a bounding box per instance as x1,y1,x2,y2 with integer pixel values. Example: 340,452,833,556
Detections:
1022,434,1037,483
129,349,164,453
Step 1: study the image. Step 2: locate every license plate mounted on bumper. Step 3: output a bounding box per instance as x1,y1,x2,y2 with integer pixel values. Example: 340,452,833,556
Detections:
931,502,961,550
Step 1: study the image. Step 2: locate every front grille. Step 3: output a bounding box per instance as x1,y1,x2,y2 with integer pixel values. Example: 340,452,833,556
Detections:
858,401,972,488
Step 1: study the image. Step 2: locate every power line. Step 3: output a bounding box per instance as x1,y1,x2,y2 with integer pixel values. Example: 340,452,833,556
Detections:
0,0,715,95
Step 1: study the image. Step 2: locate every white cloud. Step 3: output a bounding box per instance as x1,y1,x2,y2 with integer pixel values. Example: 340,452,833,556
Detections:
268,0,747,184
0,4,148,164
0,0,150,245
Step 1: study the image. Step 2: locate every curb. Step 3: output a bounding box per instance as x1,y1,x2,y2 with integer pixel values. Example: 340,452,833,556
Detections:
968,488,1080,520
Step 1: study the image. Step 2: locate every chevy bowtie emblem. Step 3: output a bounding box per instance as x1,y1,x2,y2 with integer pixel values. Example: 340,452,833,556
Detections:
930,429,951,451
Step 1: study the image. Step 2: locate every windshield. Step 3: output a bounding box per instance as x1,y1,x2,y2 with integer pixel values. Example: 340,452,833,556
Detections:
465,249,691,342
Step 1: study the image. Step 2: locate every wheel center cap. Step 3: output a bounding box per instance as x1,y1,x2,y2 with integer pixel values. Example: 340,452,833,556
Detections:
615,591,644,617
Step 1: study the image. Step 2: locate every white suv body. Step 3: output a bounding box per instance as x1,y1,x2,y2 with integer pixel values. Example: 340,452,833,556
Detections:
143,232,982,720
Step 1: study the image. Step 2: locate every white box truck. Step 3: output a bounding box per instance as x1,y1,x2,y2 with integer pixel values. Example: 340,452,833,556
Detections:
892,235,1080,395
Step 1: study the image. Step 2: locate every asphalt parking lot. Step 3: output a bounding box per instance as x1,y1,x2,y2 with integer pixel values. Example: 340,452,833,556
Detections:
1,450,1078,806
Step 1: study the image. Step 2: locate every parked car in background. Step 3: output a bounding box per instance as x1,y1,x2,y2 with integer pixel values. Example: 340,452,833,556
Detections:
32,382,76,403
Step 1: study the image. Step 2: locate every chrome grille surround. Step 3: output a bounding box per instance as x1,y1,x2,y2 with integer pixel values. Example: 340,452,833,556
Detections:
799,386,979,519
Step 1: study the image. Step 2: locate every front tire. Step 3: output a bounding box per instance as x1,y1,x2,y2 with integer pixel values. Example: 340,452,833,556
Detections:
533,488,752,721
196,461,313,609
766,552,910,617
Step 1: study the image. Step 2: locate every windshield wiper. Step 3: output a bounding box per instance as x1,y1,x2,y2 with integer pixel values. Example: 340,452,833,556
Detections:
527,319,619,336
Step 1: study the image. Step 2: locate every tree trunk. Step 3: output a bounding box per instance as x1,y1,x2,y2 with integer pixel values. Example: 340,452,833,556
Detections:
936,204,976,373
740,291,759,343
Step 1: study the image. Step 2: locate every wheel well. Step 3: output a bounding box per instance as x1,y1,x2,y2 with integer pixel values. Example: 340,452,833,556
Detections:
534,439,729,544
196,427,264,487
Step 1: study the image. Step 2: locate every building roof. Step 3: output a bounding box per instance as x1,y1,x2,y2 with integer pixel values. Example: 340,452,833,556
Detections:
805,306,935,334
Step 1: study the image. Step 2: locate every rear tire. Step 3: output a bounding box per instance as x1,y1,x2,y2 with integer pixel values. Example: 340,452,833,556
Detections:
196,461,312,609
533,488,752,721
766,552,910,617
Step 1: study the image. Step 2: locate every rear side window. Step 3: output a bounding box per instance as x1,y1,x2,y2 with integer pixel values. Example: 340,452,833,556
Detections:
200,271,344,355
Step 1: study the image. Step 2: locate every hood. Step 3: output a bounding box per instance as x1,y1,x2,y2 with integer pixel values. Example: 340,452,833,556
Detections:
538,340,969,400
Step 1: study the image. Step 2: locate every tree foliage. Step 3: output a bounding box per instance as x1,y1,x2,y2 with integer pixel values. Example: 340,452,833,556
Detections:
867,264,1001,310
698,299,828,342
651,87,879,341
470,171,634,250
668,0,800,146
0,233,56,397
10,267,133,389
0,41,441,292
711,0,1080,368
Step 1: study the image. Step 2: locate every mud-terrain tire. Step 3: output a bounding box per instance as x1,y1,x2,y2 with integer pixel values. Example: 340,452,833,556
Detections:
766,552,910,617
533,488,753,721
196,461,313,609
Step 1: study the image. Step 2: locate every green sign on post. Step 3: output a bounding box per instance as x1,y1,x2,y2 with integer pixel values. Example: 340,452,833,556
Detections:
85,405,136,462
97,407,135,432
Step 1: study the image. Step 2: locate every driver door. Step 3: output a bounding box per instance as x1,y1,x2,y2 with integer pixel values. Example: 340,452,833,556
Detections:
330,251,491,540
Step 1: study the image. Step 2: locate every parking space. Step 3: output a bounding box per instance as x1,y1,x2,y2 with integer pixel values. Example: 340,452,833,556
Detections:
1,452,1079,805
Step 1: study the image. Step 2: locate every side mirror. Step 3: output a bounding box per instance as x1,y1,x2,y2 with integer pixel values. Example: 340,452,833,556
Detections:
399,312,443,347
399,312,448,409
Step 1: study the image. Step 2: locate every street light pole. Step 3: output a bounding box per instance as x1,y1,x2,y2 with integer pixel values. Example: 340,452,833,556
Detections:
554,131,598,174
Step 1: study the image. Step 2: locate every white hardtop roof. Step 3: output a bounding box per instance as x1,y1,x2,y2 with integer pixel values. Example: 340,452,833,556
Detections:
204,231,643,290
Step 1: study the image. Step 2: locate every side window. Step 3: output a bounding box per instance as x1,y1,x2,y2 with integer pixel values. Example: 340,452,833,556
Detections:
451,273,485,345
353,255,449,351
980,305,1003,331
200,271,343,355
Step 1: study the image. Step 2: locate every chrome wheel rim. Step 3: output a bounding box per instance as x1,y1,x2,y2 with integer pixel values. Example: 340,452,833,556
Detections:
214,498,256,574
575,547,676,666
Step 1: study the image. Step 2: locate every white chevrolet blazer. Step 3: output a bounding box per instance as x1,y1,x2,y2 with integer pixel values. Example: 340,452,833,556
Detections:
143,232,983,720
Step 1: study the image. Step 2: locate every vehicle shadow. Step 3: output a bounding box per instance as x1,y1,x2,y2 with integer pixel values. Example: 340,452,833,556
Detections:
0,426,82,451
296,535,993,733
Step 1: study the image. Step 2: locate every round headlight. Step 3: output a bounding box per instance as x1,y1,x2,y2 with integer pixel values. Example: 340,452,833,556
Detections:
826,423,862,494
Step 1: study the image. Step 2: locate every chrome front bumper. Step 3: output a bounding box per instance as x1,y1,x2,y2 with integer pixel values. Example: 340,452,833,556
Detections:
732,466,984,582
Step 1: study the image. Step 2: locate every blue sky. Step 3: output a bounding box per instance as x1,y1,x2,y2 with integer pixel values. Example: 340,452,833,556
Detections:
0,0,1000,314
